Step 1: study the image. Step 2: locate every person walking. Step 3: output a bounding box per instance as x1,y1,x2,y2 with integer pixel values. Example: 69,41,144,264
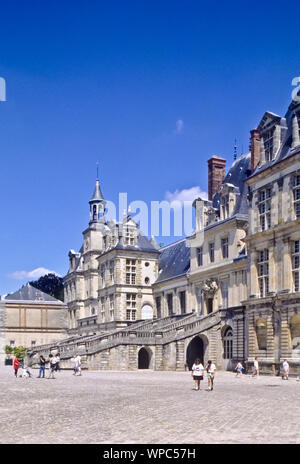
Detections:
206,360,216,391
13,357,20,378
73,353,82,376
282,359,289,380
235,361,243,377
191,358,204,390
55,353,61,372
48,354,57,379
252,357,260,377
37,355,46,378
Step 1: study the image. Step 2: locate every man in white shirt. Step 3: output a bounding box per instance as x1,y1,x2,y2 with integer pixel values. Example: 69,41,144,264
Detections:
252,357,260,377
73,354,82,376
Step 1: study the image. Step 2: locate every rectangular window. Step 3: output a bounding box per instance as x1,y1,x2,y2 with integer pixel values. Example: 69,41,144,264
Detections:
197,247,203,266
126,293,136,320
10,340,15,347
264,130,274,162
221,282,228,309
125,228,135,246
109,260,114,283
221,194,229,219
126,259,136,285
109,295,114,321
292,240,300,292
167,293,173,315
100,264,105,287
209,243,215,263
179,291,186,314
221,237,229,259
293,175,300,219
258,188,271,231
258,249,269,297
156,296,161,318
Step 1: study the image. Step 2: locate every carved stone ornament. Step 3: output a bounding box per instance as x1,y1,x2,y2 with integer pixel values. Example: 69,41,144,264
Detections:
201,278,219,296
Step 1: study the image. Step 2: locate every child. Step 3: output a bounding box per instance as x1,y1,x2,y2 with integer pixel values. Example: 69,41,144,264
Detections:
191,358,204,390
235,361,243,377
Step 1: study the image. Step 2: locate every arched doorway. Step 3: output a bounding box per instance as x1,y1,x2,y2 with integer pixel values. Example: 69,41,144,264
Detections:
186,336,204,370
138,347,151,369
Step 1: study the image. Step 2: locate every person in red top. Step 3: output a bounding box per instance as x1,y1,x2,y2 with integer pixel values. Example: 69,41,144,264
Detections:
13,357,20,378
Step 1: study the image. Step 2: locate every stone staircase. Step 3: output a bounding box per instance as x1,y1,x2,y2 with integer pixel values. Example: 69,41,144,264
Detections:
27,310,221,367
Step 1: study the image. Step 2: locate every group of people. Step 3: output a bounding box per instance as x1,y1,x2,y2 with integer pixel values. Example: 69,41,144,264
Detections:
13,352,82,378
234,357,290,379
191,359,216,391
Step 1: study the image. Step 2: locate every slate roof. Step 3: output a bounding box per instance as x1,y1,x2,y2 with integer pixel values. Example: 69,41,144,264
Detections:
90,179,104,202
155,239,190,284
5,283,60,302
212,152,251,217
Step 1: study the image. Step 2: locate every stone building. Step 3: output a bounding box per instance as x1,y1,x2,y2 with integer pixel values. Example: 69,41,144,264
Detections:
244,97,300,374
0,283,67,364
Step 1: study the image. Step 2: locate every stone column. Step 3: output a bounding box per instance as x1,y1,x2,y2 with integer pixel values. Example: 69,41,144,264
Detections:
248,312,257,359
281,311,291,359
175,340,185,371
266,313,275,360
249,250,259,297
282,237,293,291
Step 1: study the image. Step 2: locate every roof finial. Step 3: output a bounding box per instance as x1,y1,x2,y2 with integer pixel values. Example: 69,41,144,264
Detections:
234,139,237,161
96,161,99,180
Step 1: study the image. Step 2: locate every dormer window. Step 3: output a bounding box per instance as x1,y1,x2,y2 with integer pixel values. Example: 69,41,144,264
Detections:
221,194,229,219
124,228,135,246
263,129,274,162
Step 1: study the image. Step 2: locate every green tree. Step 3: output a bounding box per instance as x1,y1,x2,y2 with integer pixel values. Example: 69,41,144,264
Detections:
30,273,64,301
4,345,14,356
13,346,27,359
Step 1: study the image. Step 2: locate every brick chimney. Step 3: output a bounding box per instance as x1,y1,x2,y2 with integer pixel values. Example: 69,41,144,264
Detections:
207,155,226,200
250,128,261,171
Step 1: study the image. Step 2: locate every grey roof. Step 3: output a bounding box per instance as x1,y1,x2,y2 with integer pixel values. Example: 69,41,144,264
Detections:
249,94,300,179
5,283,60,302
107,231,161,255
155,239,190,283
213,152,251,216
90,179,104,202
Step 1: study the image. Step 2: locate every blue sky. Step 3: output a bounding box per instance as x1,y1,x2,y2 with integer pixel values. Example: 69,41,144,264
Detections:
1,0,300,294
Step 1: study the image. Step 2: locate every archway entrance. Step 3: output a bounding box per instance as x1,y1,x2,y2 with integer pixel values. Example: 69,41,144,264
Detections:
186,336,204,370
138,347,150,369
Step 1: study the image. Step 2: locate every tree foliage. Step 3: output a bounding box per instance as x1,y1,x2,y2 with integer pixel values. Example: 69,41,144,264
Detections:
4,345,14,355
29,273,64,301
13,346,27,359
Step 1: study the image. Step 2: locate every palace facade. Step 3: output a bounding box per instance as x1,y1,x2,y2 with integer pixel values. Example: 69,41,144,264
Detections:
27,89,300,375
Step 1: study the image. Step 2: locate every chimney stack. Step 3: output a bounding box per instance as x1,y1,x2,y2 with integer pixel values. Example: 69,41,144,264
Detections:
207,155,226,201
250,128,261,171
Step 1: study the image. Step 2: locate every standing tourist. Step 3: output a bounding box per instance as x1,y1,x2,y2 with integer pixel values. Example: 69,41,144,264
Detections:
55,353,61,372
73,353,82,376
13,357,20,378
206,360,216,391
191,358,204,390
252,357,260,377
48,354,57,379
282,359,289,380
37,355,46,378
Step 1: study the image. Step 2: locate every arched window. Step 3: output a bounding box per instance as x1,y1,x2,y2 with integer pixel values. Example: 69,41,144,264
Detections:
223,327,233,359
290,315,300,350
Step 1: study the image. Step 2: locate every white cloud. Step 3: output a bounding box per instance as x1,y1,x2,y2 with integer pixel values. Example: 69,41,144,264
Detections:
175,119,184,134
9,267,61,281
165,186,208,204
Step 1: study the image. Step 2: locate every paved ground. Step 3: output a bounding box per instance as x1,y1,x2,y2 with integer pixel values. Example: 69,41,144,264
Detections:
0,366,299,444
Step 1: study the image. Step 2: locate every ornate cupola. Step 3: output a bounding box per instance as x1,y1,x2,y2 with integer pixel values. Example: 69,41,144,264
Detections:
89,174,106,224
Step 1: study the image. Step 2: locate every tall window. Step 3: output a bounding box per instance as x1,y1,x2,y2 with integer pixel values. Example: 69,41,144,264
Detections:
167,293,173,315
126,293,136,320
156,296,161,318
209,243,215,263
221,281,228,309
292,240,300,292
264,130,274,162
258,249,269,297
293,174,300,219
179,291,186,314
258,188,271,231
100,297,105,322
126,259,136,284
223,327,233,359
221,194,229,219
197,247,203,266
109,260,114,283
100,264,105,287
109,295,114,321
221,237,229,259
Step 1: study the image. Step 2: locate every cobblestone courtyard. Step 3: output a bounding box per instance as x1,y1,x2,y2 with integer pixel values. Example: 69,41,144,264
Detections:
0,366,299,444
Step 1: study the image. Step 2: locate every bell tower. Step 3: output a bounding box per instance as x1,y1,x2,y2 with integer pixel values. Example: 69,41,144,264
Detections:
89,171,106,224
